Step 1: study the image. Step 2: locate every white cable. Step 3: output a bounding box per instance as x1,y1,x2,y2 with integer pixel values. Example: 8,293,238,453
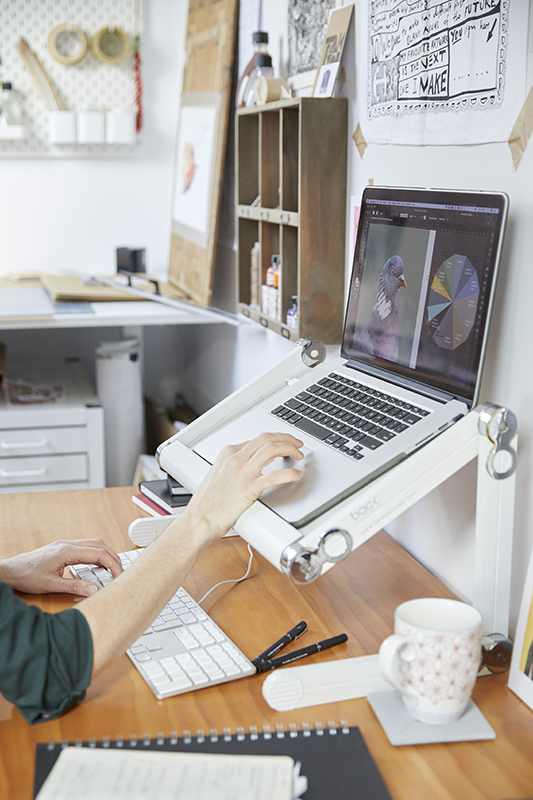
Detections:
197,544,254,605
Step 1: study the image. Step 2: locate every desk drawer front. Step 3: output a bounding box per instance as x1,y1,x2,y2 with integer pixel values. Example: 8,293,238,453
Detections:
0,426,86,457
0,454,87,486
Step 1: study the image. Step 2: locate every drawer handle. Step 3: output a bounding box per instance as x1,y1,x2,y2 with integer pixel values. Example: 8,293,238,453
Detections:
1,439,48,450
0,467,47,478
280,212,291,223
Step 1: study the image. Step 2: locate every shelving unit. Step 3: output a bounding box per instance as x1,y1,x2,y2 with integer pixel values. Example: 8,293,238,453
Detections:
236,97,347,343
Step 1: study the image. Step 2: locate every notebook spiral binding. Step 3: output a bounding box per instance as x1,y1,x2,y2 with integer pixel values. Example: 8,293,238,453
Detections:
46,720,352,751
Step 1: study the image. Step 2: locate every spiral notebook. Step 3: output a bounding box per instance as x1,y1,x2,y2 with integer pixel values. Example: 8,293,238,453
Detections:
34,724,392,800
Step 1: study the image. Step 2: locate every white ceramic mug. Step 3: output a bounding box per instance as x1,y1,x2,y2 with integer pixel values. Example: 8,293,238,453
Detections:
378,598,483,724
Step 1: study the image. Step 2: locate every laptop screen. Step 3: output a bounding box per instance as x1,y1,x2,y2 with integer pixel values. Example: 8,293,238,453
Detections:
341,186,508,406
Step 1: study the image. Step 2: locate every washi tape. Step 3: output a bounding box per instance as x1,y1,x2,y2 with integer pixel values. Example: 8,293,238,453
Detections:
48,24,88,66
91,26,131,64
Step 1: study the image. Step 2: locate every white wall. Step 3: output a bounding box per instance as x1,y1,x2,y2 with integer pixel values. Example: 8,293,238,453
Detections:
0,0,187,278
341,3,533,633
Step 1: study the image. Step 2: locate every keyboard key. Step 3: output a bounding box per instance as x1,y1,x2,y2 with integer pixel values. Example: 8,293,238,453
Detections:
167,676,193,690
152,673,171,685
152,620,183,632
143,662,166,677
374,428,395,441
359,435,383,450
286,398,304,410
178,612,196,625
404,413,422,425
134,653,153,663
292,417,331,440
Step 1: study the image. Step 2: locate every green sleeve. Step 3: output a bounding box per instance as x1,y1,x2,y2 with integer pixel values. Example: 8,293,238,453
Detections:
0,581,94,724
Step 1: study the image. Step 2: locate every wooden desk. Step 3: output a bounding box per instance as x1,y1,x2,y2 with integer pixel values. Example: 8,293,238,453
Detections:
1,488,532,800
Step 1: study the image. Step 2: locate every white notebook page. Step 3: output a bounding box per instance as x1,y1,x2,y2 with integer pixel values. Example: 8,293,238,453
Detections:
35,747,295,800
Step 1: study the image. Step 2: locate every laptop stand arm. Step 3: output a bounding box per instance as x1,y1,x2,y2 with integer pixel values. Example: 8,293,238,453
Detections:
157,342,517,635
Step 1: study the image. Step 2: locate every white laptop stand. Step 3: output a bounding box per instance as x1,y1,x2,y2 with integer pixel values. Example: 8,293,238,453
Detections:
157,339,517,638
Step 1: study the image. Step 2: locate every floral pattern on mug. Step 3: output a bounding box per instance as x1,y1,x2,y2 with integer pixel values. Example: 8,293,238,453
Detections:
394,620,482,705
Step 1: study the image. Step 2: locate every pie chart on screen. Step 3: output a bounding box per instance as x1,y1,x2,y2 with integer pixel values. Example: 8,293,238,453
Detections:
428,255,480,350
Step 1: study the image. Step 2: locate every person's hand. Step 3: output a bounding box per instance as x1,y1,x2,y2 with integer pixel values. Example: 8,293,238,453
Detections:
180,431,304,543
0,539,123,597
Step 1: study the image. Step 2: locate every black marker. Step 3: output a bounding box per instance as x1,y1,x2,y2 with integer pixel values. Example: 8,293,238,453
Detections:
252,621,308,667
255,633,348,674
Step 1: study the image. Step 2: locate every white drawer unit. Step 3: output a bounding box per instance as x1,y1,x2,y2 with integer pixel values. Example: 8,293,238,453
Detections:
0,359,105,492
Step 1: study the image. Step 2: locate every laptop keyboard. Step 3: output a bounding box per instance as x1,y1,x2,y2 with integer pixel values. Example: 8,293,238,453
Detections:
70,550,255,699
271,371,429,460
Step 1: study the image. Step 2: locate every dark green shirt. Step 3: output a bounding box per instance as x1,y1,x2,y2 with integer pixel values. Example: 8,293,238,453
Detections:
0,581,93,724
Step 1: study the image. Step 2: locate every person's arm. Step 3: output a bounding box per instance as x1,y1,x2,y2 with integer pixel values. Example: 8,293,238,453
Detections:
78,432,303,678
0,539,123,596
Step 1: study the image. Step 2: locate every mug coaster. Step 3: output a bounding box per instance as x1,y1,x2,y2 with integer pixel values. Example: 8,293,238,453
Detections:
368,691,496,746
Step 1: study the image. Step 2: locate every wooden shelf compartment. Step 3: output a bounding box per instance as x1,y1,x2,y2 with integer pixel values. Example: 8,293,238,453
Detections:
236,97,347,344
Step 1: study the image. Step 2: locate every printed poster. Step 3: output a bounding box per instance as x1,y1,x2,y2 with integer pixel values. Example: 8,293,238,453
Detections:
365,0,529,145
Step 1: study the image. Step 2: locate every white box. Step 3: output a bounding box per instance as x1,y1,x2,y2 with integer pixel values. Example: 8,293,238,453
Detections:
77,110,105,144
49,111,76,144
106,109,136,144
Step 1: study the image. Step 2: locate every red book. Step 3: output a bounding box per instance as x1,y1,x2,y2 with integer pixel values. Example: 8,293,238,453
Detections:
131,492,171,517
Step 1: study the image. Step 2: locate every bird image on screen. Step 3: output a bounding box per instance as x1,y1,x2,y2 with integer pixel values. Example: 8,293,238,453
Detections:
352,255,407,362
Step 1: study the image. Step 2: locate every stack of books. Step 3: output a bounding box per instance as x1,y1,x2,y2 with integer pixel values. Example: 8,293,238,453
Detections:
132,475,192,517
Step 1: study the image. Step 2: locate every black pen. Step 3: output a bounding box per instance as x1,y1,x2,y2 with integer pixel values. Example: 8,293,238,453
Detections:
251,621,308,667
255,633,348,674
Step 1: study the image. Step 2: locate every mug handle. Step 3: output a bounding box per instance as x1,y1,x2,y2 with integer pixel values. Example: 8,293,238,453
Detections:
378,635,419,704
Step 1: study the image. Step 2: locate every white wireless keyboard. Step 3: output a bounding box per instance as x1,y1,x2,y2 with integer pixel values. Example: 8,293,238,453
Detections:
70,549,256,699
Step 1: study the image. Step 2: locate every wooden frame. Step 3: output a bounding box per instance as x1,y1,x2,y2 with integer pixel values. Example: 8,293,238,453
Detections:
509,548,533,712
168,0,238,307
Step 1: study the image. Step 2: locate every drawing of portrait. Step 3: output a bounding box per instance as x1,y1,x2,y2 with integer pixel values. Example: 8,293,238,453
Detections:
288,0,335,76
172,105,218,244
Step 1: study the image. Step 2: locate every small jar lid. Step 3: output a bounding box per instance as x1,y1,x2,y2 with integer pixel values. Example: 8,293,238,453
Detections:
252,31,269,44
255,54,272,67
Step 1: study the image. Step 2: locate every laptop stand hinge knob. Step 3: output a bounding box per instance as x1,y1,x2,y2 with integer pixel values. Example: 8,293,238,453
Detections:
281,529,353,585
477,403,518,480
298,339,327,368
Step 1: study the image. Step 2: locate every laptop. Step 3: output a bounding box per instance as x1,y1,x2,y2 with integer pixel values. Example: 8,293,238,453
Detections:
194,186,508,528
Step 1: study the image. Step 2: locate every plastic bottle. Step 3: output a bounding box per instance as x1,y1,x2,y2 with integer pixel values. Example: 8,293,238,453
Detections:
236,31,271,108
244,53,274,108
264,254,280,318
286,296,299,330
265,254,279,287
0,83,22,125
250,241,261,309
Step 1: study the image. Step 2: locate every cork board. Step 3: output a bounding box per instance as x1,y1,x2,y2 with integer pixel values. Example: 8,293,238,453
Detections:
168,0,237,307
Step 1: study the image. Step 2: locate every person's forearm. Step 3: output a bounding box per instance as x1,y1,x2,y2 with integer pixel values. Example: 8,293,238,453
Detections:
77,509,215,678
0,559,16,585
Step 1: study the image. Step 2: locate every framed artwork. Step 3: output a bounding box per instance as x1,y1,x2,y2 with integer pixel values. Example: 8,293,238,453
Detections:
168,0,237,307
287,0,336,92
509,548,533,711
313,61,341,98
171,105,218,250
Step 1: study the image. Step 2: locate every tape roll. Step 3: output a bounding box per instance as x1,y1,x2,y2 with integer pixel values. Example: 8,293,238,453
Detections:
48,24,88,66
254,77,288,106
91,26,131,65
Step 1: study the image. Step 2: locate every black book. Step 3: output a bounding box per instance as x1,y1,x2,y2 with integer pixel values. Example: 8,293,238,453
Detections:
34,724,392,799
139,479,192,514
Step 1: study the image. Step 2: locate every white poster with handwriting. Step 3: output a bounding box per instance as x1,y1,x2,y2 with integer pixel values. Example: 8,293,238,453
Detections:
365,0,529,144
